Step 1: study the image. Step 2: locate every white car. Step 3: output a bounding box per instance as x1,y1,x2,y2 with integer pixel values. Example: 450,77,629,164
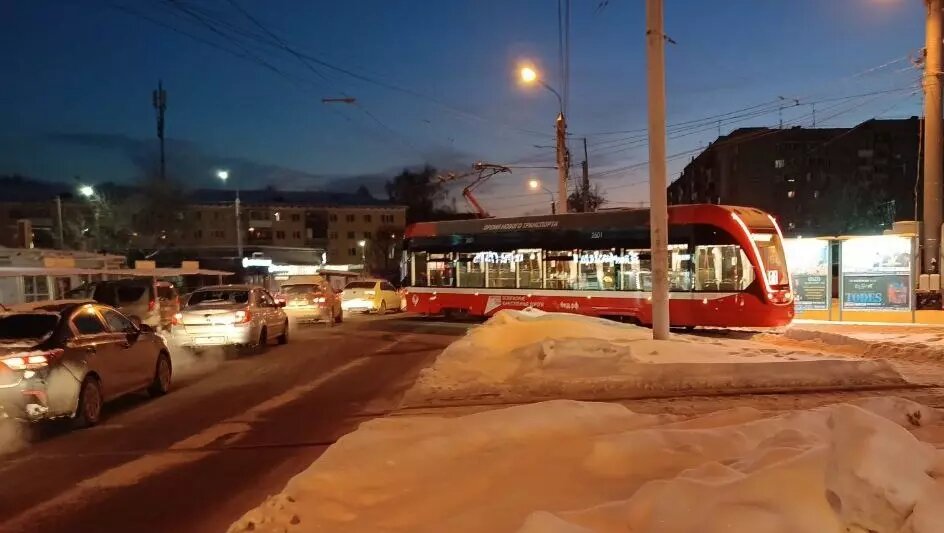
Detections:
341,280,401,314
169,285,289,351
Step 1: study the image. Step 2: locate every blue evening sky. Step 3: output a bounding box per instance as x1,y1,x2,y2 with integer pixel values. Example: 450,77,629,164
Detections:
0,0,926,215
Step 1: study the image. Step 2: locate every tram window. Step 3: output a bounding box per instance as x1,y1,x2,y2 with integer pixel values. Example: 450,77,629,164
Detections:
620,249,651,291
486,258,516,288
669,244,694,291
457,252,485,287
412,252,428,286
694,245,754,291
545,250,577,290
517,249,542,289
576,249,618,290
424,252,454,287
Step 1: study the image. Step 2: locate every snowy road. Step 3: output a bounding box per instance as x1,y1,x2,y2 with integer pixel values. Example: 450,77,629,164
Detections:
0,314,464,533
2,315,943,533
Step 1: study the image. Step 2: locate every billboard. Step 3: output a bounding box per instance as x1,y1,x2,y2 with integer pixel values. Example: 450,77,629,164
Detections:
840,236,912,311
782,238,829,311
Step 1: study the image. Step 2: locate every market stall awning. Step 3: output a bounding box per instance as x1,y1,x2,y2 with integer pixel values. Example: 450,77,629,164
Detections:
0,266,233,278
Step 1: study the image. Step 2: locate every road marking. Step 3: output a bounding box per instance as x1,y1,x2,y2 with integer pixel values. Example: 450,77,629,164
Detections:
1,336,417,530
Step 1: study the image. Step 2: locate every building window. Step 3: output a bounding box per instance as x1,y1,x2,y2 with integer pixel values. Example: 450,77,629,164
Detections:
23,276,50,302
813,190,820,199
787,190,796,199
381,214,395,223
364,214,372,223
330,214,338,222
293,230,302,239
774,159,785,169
348,248,357,257
214,211,220,220
329,231,338,239
346,214,355,222
363,231,372,238
194,211,202,221
274,212,281,222
347,231,355,239
214,230,225,238
291,214,301,222
276,230,286,239
194,230,203,239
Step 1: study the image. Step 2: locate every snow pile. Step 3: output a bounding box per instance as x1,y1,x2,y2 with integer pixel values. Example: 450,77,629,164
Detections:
405,310,907,404
779,327,944,364
229,397,944,533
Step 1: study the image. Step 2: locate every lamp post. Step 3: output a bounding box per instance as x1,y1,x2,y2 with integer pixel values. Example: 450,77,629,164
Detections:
78,185,99,252
358,239,368,273
646,0,670,340
217,170,243,260
520,66,570,214
528,178,557,214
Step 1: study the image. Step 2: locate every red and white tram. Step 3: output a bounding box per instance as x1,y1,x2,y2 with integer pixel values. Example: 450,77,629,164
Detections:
402,204,794,327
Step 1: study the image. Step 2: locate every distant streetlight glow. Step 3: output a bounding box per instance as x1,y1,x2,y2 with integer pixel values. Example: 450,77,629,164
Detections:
520,66,538,83
216,170,229,181
528,178,540,190
358,240,367,247
78,185,95,198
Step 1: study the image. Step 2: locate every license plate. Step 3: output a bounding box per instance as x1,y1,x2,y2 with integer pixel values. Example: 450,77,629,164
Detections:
194,337,224,345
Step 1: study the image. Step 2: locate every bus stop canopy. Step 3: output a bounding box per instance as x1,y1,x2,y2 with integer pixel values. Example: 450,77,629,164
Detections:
0,266,233,278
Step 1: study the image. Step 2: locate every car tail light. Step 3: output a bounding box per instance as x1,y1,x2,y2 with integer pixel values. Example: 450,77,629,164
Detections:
172,312,183,326
1,350,63,371
234,309,252,324
148,299,156,312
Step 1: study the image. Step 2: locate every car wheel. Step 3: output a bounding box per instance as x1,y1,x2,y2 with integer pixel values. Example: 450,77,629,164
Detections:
379,300,387,314
277,321,289,344
148,352,172,397
74,376,103,428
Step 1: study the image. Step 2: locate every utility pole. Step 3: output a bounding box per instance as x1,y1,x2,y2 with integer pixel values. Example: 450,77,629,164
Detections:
646,0,670,340
556,113,570,213
152,81,167,181
55,195,64,249
923,0,943,274
581,137,590,211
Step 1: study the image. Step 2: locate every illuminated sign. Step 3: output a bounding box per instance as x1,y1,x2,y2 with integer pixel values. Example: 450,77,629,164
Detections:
840,235,912,311
473,252,523,264
242,257,273,268
268,264,320,276
577,251,639,265
783,238,829,311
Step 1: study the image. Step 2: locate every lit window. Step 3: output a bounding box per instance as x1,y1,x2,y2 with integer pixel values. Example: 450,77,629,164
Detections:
774,159,785,169
813,190,820,199
787,190,795,198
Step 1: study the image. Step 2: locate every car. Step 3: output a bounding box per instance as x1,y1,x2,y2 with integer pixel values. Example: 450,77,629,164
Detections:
0,300,172,426
169,285,288,351
279,276,342,325
66,278,180,330
341,279,401,314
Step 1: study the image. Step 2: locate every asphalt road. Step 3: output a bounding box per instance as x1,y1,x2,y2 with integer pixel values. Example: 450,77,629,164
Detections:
0,313,468,533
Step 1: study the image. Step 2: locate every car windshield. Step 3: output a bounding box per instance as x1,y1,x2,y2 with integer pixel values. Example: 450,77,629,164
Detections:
0,313,59,344
283,284,325,296
187,290,250,306
345,281,377,289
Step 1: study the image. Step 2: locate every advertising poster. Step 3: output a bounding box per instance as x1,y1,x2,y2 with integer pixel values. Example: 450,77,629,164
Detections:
840,236,912,311
782,238,829,311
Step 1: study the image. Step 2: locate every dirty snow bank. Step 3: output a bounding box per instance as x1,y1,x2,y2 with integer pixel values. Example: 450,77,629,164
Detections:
229,396,944,533
405,310,907,404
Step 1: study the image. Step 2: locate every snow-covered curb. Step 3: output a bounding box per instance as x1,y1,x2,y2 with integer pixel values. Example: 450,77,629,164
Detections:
403,310,910,406
229,397,944,533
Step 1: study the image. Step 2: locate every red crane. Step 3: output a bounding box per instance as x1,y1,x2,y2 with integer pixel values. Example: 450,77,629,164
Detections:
437,162,512,218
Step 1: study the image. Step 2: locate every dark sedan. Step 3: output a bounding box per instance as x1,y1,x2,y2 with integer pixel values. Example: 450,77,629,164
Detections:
0,300,172,427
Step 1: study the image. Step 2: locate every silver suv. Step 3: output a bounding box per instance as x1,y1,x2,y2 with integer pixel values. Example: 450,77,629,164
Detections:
169,285,288,351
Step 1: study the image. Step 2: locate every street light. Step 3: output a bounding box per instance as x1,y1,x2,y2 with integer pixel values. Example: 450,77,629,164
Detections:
77,185,99,251
217,169,243,261
358,240,368,272
528,179,556,215
517,65,569,213
78,185,95,198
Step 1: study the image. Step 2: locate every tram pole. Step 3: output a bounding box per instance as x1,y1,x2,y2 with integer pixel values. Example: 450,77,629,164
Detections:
646,0,670,340
923,0,943,274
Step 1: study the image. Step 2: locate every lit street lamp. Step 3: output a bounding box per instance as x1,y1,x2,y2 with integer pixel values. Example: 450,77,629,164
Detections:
528,178,556,214
358,239,368,272
518,66,569,213
217,169,243,260
77,185,100,251
78,185,95,198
